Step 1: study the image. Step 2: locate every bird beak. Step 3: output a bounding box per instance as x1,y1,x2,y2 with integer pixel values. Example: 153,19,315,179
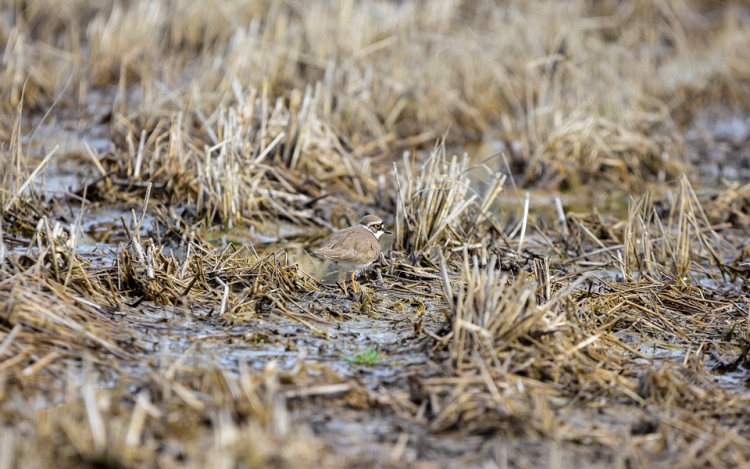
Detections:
383,228,392,235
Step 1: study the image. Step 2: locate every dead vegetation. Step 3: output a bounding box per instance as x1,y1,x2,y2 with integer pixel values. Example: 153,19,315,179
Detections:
2,361,329,469
3,0,750,468
420,161,750,466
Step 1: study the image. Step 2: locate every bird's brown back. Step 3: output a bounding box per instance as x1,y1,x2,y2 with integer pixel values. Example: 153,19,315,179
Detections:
313,226,380,265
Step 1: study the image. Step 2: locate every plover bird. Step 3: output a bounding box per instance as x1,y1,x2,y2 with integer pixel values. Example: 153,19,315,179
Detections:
313,215,391,296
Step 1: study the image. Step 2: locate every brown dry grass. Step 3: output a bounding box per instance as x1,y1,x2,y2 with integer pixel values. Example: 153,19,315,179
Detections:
4,0,749,198
3,0,750,468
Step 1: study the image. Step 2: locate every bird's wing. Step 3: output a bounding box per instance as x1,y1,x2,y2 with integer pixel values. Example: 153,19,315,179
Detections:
313,229,379,263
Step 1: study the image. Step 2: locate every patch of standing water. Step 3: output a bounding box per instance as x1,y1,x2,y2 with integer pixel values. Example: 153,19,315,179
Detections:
23,119,114,158
127,296,431,390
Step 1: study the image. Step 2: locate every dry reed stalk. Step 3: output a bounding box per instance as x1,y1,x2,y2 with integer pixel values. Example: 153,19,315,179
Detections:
71,80,377,229
3,362,329,469
425,261,750,460
704,180,750,229
424,199,750,456
393,143,505,258
525,113,685,192
394,147,475,253
5,0,744,192
623,176,729,282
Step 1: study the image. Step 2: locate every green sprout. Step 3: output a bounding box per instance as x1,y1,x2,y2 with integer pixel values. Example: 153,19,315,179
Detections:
342,348,379,366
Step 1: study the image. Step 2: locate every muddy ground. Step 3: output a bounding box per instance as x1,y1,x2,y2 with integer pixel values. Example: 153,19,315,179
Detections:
3,1,750,468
